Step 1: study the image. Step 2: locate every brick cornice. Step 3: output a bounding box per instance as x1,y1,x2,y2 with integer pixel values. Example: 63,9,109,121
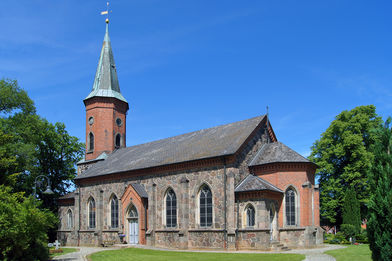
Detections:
249,162,317,174
235,190,282,200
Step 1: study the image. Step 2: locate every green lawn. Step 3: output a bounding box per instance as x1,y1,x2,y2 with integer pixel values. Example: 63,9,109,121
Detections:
325,244,371,261
49,247,79,258
89,248,305,261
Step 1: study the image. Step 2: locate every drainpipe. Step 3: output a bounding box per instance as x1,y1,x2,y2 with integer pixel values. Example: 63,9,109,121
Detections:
223,157,227,249
78,185,81,246
144,198,147,244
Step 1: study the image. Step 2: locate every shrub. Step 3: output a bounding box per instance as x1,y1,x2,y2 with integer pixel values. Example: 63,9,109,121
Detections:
341,224,357,240
0,186,57,260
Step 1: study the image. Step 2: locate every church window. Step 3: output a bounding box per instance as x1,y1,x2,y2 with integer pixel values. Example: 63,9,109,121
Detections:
199,185,212,227
285,188,296,226
115,134,121,148
246,205,255,227
110,195,119,228
88,197,96,229
116,118,122,126
165,189,177,228
89,132,94,151
67,209,73,229
88,116,94,125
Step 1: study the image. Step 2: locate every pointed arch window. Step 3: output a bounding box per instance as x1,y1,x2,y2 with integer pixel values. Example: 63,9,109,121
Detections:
88,197,96,229
246,205,255,227
166,189,177,228
110,195,119,228
285,188,296,226
199,185,212,227
89,132,94,151
67,209,73,229
115,134,121,148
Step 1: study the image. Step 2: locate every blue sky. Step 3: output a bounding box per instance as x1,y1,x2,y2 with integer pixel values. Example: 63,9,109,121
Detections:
1,1,391,157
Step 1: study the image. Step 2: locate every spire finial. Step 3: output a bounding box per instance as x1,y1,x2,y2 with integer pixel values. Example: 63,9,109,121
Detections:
101,2,111,24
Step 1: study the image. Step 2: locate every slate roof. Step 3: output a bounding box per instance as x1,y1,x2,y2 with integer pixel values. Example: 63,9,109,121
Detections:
131,183,148,198
249,141,312,166
59,191,75,200
235,174,283,193
85,23,127,103
75,115,266,180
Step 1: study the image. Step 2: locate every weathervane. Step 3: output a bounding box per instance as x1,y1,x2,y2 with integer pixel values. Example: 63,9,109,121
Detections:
101,2,111,23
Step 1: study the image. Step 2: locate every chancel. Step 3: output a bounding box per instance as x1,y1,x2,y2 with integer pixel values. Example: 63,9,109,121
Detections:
57,17,323,250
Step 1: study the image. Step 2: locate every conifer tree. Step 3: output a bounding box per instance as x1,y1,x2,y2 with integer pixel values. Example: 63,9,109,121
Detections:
342,188,361,232
367,118,392,261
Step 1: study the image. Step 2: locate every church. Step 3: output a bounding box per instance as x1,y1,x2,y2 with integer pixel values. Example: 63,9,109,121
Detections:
57,21,323,250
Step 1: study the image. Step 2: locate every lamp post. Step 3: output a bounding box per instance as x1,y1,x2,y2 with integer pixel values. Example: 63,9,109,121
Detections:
33,175,54,198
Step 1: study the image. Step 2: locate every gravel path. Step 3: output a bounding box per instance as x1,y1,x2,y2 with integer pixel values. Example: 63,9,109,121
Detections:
53,244,346,261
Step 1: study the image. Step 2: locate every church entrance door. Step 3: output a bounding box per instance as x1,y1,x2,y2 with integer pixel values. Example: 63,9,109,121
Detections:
127,205,139,244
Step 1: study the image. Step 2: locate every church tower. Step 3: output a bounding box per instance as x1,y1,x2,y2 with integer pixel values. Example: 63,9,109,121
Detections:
84,21,129,161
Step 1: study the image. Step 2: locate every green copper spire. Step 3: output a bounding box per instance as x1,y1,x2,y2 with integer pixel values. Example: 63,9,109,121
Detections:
85,22,127,103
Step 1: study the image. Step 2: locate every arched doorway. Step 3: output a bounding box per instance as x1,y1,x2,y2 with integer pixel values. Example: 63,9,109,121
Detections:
269,203,278,241
127,205,139,244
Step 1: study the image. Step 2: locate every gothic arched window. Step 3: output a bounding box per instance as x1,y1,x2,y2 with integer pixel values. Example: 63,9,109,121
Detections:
246,205,255,227
110,195,119,228
165,189,177,228
88,197,96,229
285,188,296,226
67,209,73,229
115,134,121,148
199,185,212,227
89,132,94,151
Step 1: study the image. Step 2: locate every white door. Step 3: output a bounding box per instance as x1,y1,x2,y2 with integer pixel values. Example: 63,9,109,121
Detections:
129,219,139,244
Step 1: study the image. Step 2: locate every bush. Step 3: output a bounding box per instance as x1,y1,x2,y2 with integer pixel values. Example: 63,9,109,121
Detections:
0,186,57,260
341,224,357,240
356,229,368,244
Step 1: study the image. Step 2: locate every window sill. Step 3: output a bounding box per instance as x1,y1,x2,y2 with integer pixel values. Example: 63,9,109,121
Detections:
188,229,224,232
86,150,93,154
237,228,270,232
155,229,180,233
279,227,305,231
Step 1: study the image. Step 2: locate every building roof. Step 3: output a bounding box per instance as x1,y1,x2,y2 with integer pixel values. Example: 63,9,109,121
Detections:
75,115,266,180
84,23,127,103
58,191,75,200
249,141,312,166
131,183,148,198
235,174,283,193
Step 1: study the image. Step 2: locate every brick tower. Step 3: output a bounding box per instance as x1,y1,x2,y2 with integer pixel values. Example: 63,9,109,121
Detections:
83,21,129,161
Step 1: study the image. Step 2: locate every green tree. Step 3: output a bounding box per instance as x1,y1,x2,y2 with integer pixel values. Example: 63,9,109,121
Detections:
367,118,392,261
342,188,361,232
0,185,57,261
309,105,382,225
0,79,84,209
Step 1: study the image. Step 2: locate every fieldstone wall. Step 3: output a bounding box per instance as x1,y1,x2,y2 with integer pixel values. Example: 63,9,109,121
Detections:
236,230,271,250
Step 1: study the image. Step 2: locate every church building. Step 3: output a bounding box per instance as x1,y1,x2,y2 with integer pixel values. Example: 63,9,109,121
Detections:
57,21,323,250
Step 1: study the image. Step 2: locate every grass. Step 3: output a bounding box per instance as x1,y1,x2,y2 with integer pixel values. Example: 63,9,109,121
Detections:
89,248,305,261
49,247,79,258
325,244,371,261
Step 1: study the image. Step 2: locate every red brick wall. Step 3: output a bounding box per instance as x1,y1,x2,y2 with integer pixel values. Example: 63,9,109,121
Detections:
84,97,128,161
251,163,319,228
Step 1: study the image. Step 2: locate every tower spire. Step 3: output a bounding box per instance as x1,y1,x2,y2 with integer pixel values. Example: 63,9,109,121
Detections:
85,4,127,105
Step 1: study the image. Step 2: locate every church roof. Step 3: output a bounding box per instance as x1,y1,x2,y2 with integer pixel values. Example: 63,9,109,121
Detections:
249,141,312,166
84,23,127,103
235,174,283,193
75,115,266,180
131,183,148,198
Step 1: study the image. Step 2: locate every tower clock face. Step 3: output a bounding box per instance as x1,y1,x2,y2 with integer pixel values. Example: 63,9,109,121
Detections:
116,118,122,126
88,116,94,125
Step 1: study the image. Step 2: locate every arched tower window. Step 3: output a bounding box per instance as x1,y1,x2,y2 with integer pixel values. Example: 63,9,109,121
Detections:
115,133,121,148
67,209,73,229
285,188,296,226
89,132,94,151
199,185,212,227
165,189,177,228
246,205,255,227
110,195,119,228
88,197,96,229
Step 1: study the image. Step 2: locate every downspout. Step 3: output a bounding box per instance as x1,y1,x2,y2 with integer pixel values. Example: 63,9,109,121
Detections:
78,184,81,246
144,198,147,244
223,157,227,249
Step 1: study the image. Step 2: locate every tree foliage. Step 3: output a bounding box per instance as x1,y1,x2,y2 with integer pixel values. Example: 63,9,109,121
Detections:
0,79,84,211
367,118,392,261
0,185,57,261
342,188,361,233
309,105,382,224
